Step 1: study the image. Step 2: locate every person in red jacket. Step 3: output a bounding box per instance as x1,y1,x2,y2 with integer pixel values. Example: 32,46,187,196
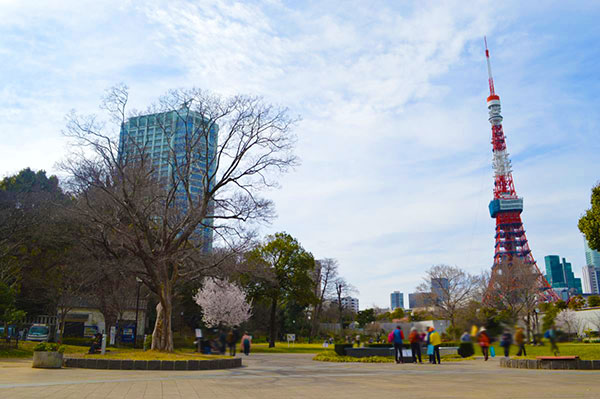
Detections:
477,327,491,361
408,327,422,363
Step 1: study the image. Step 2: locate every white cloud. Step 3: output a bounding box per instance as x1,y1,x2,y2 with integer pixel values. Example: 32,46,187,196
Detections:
1,0,599,308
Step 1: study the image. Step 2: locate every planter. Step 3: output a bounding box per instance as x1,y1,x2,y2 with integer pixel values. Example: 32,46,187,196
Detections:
32,351,64,368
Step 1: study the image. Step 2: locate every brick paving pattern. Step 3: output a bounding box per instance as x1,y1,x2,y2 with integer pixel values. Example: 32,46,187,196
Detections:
1,354,600,398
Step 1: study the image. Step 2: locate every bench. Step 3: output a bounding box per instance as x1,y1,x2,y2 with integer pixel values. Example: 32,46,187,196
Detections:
536,356,579,360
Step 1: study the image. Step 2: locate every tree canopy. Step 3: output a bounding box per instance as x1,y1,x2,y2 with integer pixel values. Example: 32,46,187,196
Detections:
579,183,600,251
244,232,315,347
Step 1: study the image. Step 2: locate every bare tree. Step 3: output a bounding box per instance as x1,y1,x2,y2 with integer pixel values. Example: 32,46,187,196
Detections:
556,309,583,338
417,265,480,328
61,85,298,351
333,278,357,329
486,257,543,338
310,258,338,337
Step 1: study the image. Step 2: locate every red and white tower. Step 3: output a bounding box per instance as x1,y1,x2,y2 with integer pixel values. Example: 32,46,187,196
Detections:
483,38,559,302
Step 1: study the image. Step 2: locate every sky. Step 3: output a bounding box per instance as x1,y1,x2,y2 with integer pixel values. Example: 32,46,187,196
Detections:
1,0,600,309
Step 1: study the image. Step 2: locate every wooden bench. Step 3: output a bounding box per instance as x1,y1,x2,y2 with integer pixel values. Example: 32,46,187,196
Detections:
536,356,579,361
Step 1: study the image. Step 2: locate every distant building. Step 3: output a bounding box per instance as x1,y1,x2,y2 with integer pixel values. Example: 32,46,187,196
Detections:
431,278,449,303
341,296,359,313
582,265,600,294
118,107,218,253
544,255,583,296
390,291,404,310
408,292,433,309
58,296,147,342
584,239,600,268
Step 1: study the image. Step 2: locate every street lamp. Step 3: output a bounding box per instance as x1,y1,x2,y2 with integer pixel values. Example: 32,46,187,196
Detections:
134,277,142,348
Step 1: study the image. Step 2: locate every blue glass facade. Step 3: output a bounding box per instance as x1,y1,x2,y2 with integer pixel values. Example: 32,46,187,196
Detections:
118,108,217,252
584,239,600,268
544,255,583,295
390,291,404,310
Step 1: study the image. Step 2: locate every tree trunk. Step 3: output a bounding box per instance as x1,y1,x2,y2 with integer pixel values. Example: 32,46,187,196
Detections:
151,285,174,352
59,313,68,344
268,297,277,348
310,304,322,338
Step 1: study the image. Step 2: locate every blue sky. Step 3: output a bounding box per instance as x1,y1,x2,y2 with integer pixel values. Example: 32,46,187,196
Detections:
1,0,599,308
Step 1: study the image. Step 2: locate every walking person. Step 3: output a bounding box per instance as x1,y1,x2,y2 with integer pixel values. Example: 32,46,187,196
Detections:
428,327,442,364
392,326,405,363
425,328,433,363
478,327,491,361
500,330,513,358
409,327,422,363
240,332,252,356
226,329,237,356
218,330,227,355
545,326,559,356
460,331,471,342
515,327,526,357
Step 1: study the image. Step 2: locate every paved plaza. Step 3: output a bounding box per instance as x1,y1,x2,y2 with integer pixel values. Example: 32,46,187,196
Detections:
1,354,599,398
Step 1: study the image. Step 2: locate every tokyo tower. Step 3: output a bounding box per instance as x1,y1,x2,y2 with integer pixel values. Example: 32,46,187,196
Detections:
483,38,559,303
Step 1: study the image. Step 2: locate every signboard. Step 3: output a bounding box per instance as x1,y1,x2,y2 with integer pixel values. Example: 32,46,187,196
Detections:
109,326,116,345
195,329,203,338
121,326,135,343
286,334,295,347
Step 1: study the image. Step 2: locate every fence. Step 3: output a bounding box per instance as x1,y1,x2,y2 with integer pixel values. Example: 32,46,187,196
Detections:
0,336,19,350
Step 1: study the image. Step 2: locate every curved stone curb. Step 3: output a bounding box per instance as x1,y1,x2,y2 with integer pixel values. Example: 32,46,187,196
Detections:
499,357,600,370
63,357,242,371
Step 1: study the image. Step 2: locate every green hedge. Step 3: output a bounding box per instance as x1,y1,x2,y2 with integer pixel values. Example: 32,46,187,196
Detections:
34,343,65,353
366,343,393,348
458,342,474,358
334,343,353,356
61,337,92,347
440,342,460,347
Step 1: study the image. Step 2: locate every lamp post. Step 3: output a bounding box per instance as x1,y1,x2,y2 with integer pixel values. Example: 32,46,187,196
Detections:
134,277,142,348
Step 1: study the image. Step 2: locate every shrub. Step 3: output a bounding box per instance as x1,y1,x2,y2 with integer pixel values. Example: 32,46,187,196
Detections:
366,343,393,348
458,342,474,358
61,337,92,347
439,341,460,347
334,343,353,356
314,351,394,363
34,343,65,353
144,334,152,351
173,335,195,349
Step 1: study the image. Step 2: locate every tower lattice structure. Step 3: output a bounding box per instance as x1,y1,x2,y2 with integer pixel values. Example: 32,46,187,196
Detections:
483,38,559,303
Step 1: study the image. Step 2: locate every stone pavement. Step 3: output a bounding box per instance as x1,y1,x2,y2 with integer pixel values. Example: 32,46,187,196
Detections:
1,354,599,398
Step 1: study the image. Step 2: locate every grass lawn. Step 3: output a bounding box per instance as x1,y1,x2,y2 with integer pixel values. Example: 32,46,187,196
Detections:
313,350,468,363
251,342,329,353
491,342,600,360
80,348,224,361
0,341,225,361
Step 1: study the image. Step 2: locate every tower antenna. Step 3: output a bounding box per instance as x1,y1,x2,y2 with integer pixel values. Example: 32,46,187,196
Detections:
484,36,495,96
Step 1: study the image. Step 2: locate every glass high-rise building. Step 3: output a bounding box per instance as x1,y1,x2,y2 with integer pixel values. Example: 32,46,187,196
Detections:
544,255,582,295
584,239,600,268
390,291,404,310
582,238,600,294
582,265,600,294
118,107,218,252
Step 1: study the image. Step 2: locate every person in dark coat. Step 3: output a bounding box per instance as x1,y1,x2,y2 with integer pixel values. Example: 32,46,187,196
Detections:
500,330,513,357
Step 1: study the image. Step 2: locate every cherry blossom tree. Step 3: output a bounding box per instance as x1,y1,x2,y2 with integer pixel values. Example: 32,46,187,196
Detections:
194,277,252,328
